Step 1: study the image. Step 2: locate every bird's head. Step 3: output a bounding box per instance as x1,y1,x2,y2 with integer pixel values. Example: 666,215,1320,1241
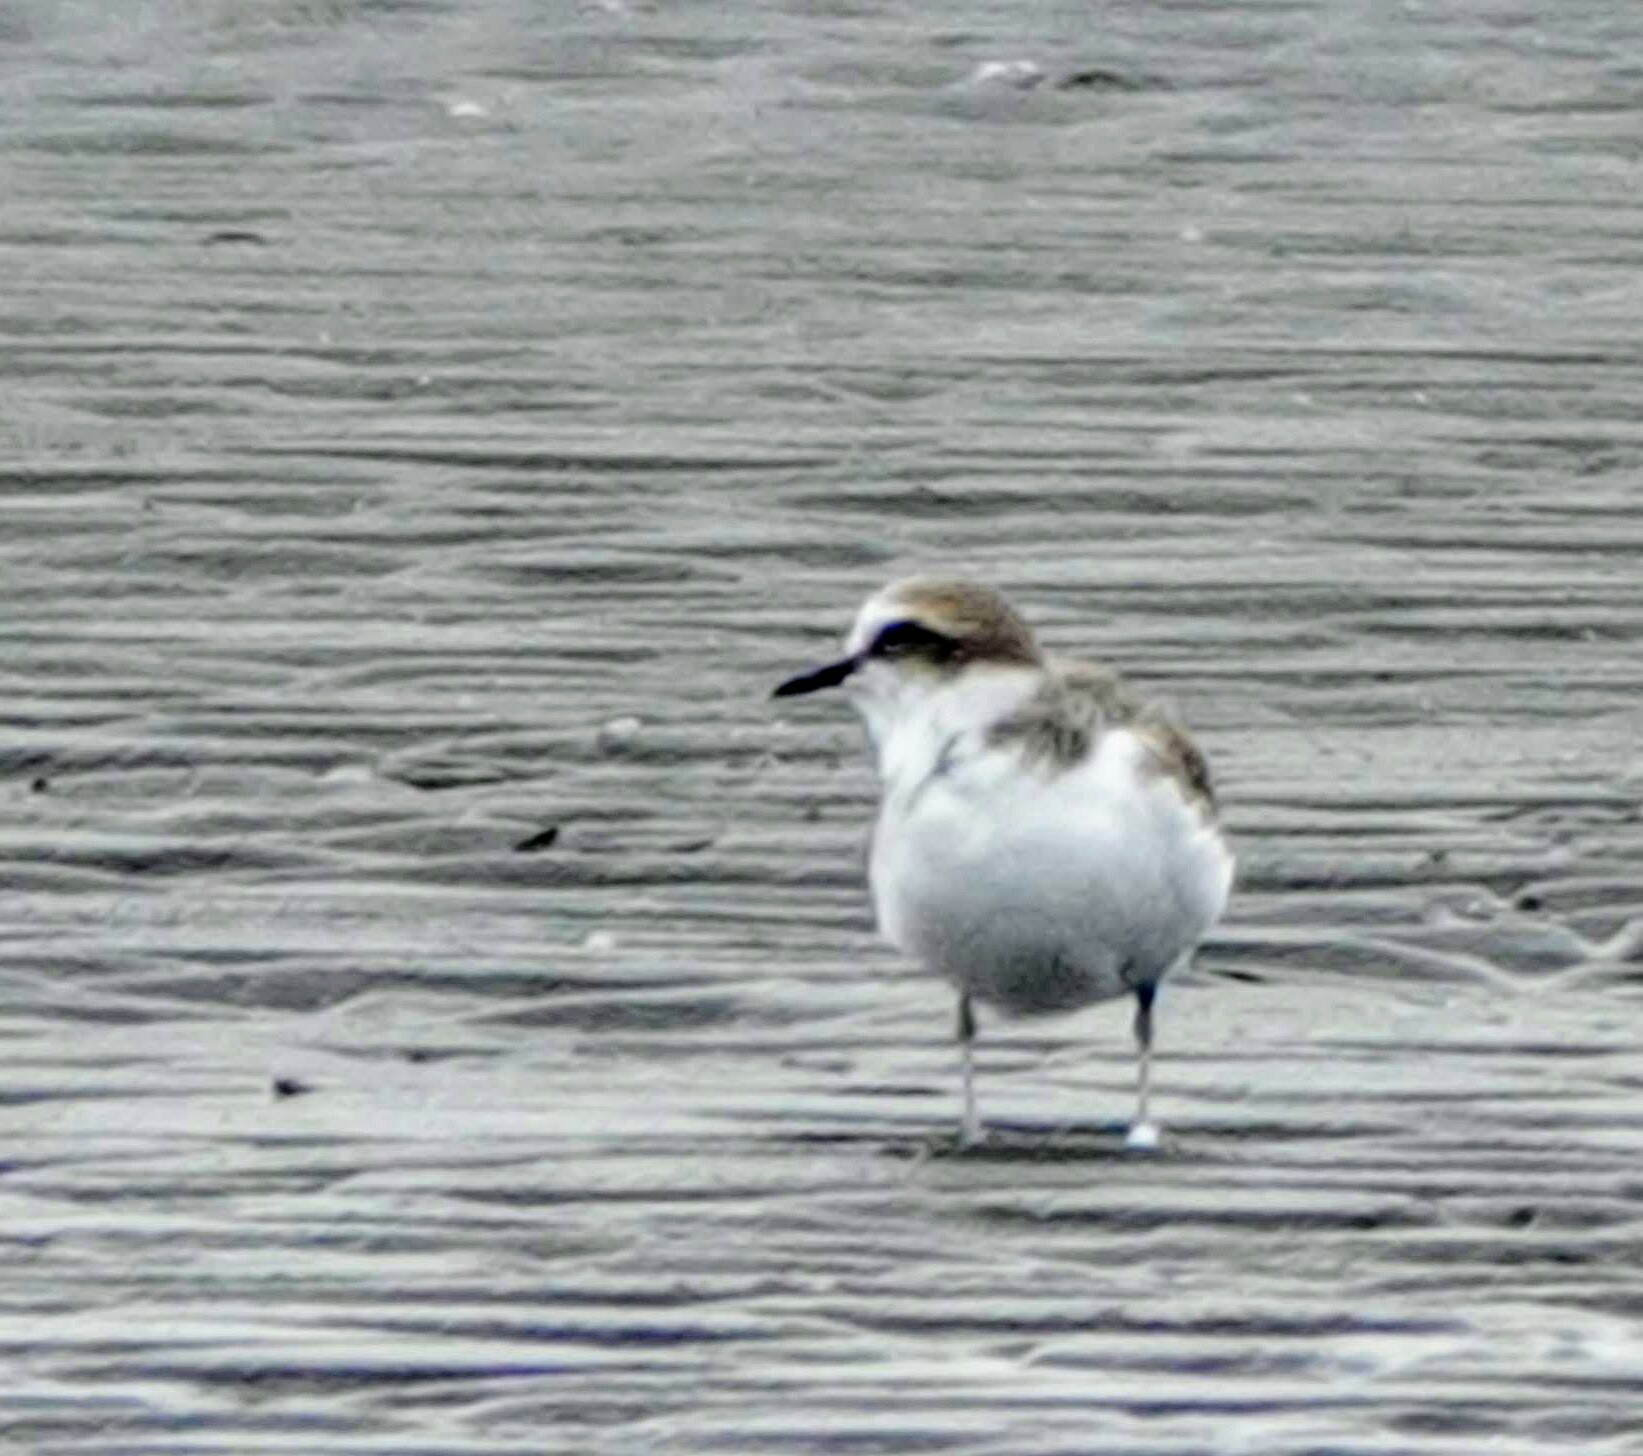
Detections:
774,577,1042,743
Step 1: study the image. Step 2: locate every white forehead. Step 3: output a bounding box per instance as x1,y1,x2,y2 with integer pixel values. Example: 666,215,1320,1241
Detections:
843,586,910,656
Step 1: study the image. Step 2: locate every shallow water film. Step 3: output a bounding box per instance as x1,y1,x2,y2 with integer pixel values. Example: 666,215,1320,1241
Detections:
5,1,1643,1451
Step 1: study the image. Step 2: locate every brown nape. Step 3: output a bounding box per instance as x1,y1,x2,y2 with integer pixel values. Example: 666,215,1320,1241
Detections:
988,658,1219,820
988,661,1138,772
888,578,1042,667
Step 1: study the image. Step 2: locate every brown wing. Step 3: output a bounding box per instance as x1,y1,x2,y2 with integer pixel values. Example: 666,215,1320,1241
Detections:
1133,712,1218,821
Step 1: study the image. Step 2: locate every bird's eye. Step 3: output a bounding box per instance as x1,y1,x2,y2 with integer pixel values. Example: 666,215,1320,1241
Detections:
870,621,951,660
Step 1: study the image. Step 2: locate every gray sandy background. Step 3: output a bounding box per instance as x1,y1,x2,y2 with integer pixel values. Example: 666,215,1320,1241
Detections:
4,0,1643,1450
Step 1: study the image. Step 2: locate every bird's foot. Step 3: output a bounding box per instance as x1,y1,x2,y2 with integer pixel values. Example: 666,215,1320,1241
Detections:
1123,1120,1162,1152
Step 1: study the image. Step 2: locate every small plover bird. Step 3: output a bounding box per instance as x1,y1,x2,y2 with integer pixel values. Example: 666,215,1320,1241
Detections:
775,577,1233,1148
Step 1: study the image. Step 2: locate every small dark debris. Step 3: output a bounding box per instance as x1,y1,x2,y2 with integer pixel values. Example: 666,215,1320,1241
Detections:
514,825,560,853
403,1048,433,1064
204,229,269,245
271,1076,313,1100
1507,1205,1537,1229
1056,66,1148,92
29,777,49,794
390,759,516,790
1213,968,1267,985
1514,891,1545,912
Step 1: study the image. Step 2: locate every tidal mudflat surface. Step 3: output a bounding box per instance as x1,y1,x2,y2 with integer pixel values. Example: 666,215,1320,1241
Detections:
4,1,1643,1450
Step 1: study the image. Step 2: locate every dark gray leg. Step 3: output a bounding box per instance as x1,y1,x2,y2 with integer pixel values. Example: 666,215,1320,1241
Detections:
958,993,980,1144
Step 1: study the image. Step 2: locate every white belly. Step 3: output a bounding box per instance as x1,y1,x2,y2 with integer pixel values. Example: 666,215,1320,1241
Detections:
869,728,1232,1017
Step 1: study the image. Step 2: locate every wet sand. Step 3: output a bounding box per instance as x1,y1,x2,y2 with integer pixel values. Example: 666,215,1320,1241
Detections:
3,0,1643,1450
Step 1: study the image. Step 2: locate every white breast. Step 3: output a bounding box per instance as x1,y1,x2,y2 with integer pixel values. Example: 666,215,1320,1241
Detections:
868,716,1232,1017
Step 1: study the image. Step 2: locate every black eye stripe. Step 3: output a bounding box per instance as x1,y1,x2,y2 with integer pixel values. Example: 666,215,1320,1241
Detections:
869,620,955,659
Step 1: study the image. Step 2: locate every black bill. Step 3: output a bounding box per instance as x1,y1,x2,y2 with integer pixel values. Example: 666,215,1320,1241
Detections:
772,656,857,698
